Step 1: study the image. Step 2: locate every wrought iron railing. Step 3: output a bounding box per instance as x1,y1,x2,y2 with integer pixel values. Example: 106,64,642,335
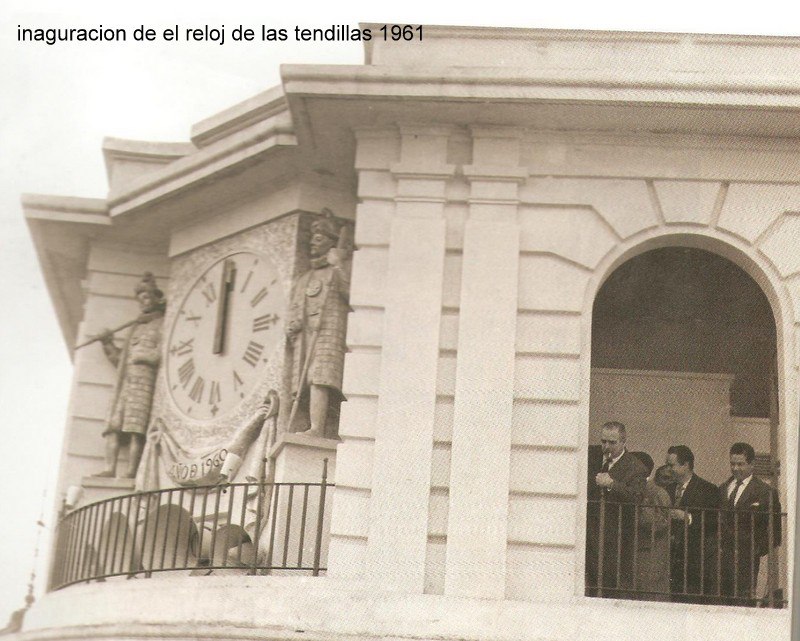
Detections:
50,474,332,590
586,496,787,607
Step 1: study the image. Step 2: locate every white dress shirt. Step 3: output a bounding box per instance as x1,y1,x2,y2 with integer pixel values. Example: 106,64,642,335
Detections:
604,449,626,471
727,474,753,506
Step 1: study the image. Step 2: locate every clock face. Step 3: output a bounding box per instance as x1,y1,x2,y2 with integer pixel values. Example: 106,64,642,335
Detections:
166,251,285,420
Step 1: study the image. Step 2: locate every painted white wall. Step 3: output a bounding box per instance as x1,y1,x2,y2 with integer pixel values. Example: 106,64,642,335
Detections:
589,368,735,485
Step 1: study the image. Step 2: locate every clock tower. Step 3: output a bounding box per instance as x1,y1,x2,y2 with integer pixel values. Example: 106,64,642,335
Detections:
20,26,799,641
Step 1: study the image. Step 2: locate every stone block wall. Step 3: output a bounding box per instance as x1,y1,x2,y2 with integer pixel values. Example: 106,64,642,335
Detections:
332,124,800,603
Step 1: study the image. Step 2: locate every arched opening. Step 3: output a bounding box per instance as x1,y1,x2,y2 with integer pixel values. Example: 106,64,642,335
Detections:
585,246,786,607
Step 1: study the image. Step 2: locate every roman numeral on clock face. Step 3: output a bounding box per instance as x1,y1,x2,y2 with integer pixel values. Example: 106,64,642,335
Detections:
180,309,202,327
208,381,221,405
240,270,253,293
189,377,205,403
178,359,195,387
202,282,217,305
242,340,264,367
232,370,244,390
253,313,279,332
170,338,194,356
250,287,268,307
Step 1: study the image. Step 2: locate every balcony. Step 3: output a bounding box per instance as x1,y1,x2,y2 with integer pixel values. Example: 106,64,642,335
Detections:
585,496,788,607
50,477,333,590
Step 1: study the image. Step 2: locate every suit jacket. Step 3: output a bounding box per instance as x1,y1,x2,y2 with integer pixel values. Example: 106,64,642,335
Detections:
670,474,720,548
719,475,781,558
588,448,647,503
586,449,648,591
605,450,648,504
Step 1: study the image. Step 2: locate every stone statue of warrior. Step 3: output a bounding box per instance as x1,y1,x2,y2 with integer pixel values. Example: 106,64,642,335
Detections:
286,210,351,438
95,273,166,478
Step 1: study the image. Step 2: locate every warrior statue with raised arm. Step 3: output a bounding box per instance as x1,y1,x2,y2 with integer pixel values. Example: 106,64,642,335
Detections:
94,272,165,478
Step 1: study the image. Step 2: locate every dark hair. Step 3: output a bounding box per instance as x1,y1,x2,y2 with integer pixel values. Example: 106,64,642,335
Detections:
632,451,654,475
730,442,755,463
654,465,672,488
668,445,695,470
601,421,627,440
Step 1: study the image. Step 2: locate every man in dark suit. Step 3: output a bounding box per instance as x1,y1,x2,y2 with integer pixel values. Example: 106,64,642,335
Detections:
719,442,782,606
585,422,647,598
666,445,720,603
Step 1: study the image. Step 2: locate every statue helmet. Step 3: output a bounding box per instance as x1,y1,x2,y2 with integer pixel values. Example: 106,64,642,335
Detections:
135,272,164,301
310,208,339,242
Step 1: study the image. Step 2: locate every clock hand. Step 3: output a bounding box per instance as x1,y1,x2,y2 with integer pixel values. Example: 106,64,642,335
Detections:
212,259,236,354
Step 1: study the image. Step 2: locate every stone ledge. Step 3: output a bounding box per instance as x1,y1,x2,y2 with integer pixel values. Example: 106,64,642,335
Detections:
80,476,136,491
21,575,790,641
268,432,340,459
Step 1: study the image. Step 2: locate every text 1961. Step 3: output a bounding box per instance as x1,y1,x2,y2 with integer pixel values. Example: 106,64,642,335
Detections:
380,25,422,41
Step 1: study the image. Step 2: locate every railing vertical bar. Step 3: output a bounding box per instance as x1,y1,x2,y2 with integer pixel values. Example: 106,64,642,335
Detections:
282,485,295,567
91,499,105,579
632,505,639,591
51,520,63,589
83,503,99,582
682,511,689,596
147,491,163,574
159,490,174,571
252,479,268,575
77,508,89,583
89,503,101,581
700,510,706,597
66,509,82,586
79,506,92,582
60,516,71,587
767,493,775,608
117,495,132,575
222,484,236,569
106,498,121,576
196,489,210,570
237,484,248,567
75,507,89,583
55,513,67,587
597,495,605,598
615,504,622,592
651,506,657,597
61,515,73,587
105,499,116,576
129,493,144,576
185,487,197,569
266,484,280,569
716,510,722,599
208,488,223,569
51,521,62,589
733,503,739,604
298,485,310,568
313,460,329,576
211,485,224,567
750,511,756,601
172,488,184,568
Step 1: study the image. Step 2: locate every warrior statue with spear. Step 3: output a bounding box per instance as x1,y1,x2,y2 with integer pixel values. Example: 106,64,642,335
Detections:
286,210,352,437
78,272,166,478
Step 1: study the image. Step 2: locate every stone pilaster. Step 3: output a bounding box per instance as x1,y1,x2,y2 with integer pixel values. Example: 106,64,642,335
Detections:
366,125,454,593
444,127,525,598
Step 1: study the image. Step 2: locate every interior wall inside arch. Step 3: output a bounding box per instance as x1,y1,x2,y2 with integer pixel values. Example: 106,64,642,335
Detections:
590,246,778,483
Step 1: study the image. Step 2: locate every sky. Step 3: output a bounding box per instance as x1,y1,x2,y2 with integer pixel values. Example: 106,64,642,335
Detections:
2,0,800,626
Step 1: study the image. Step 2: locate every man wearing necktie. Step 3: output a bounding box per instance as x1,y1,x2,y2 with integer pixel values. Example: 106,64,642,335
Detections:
719,442,781,606
665,445,719,603
584,422,647,598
